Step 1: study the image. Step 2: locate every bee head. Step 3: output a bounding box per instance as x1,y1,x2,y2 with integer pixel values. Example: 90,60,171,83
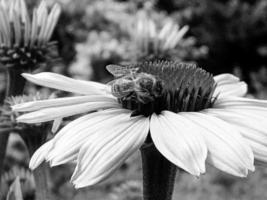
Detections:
135,73,164,98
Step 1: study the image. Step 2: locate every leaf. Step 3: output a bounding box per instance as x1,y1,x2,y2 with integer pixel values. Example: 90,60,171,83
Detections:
6,176,23,200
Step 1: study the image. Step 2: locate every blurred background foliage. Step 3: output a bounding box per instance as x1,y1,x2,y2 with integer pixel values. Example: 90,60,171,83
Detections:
1,0,267,199
53,0,267,95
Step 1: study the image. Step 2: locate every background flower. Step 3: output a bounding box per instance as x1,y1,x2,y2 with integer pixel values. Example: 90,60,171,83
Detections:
0,0,61,71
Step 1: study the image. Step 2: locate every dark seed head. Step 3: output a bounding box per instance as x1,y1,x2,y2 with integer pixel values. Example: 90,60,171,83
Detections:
0,43,59,71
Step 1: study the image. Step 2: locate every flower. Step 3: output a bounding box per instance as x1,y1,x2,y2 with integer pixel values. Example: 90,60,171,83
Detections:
129,13,189,61
0,0,61,70
12,61,267,188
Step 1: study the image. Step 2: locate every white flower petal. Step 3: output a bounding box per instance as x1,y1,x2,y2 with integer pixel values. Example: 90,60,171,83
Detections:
205,108,267,137
150,112,207,176
163,111,208,173
231,123,267,146
22,73,109,95
237,126,267,166
182,112,254,177
47,109,130,166
245,138,267,165
29,140,53,170
51,118,62,133
214,74,240,85
214,82,247,98
71,116,149,188
214,96,267,109
43,3,61,42
205,108,267,165
162,111,208,173
169,25,189,49
158,20,174,41
223,120,267,166
12,95,116,112
213,74,247,97
16,101,120,123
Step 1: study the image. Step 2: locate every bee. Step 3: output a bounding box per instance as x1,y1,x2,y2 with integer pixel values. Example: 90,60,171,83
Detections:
106,65,164,104
133,73,164,104
106,64,139,98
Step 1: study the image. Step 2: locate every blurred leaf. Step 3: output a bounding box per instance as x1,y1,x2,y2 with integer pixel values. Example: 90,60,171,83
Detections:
6,177,23,200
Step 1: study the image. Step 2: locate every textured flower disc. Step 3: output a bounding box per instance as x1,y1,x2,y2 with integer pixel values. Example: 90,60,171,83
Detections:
111,61,216,116
0,43,58,70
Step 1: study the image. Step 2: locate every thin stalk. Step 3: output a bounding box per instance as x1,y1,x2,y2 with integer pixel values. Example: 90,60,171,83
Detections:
141,143,177,200
32,162,50,200
22,126,50,200
0,68,26,183
0,132,9,175
5,68,26,97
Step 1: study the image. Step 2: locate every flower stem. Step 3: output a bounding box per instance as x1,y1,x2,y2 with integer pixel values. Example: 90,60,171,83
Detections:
141,143,177,200
22,126,50,200
0,68,26,184
5,68,26,98
33,162,50,200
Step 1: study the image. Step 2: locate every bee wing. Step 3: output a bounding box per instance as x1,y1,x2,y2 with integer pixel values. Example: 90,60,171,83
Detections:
106,64,138,77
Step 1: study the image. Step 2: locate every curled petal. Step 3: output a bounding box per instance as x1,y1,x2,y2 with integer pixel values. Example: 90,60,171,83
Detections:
214,82,247,98
213,73,247,97
214,74,240,85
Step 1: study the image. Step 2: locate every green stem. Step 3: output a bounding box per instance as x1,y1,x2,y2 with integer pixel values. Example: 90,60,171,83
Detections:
22,126,50,200
5,68,26,97
0,133,9,173
0,68,26,185
141,143,177,200
32,162,50,200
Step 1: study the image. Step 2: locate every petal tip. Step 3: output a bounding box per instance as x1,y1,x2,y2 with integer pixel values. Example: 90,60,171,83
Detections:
249,165,255,172
29,162,38,170
21,73,31,79
49,158,62,167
